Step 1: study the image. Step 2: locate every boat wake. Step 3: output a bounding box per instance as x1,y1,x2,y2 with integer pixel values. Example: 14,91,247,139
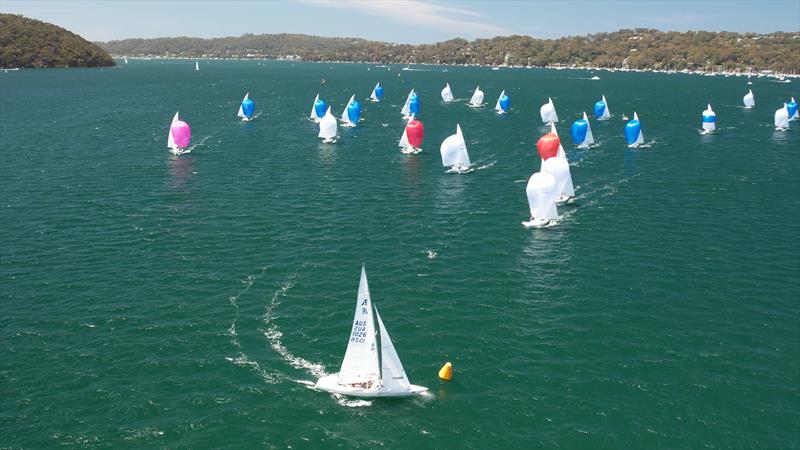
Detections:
475,160,497,171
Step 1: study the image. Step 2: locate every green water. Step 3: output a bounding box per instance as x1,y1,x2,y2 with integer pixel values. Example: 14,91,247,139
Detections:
1,60,798,449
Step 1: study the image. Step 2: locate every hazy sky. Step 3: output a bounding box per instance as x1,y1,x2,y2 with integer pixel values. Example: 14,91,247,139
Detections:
2,0,798,43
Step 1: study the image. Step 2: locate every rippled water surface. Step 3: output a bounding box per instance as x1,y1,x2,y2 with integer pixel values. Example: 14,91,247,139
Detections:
1,61,799,448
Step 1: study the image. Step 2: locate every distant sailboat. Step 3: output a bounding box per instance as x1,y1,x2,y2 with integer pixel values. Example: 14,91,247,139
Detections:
369,82,383,102
441,83,454,103
495,90,510,114
401,89,416,118
540,97,558,124
594,95,611,120
787,97,798,120
195,60,199,71
570,112,594,148
774,104,790,131
468,86,484,107
701,104,716,134
237,93,255,122
624,112,645,147
399,117,424,154
743,89,755,109
522,172,559,229
167,111,191,155
314,266,428,398
124,57,128,64
440,124,471,173
310,94,327,123
318,107,338,143
340,94,361,127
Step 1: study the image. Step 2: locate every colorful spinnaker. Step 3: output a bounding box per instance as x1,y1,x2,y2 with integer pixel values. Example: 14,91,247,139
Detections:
237,93,255,121
701,104,716,134
495,90,510,113
167,111,191,154
624,112,645,147
594,95,611,120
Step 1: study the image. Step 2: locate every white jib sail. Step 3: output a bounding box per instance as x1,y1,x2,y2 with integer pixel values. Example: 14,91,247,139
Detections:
401,89,415,116
495,90,506,112
582,111,595,144
341,94,356,125
374,307,412,392
601,95,611,119
237,93,249,118
774,104,790,129
398,126,409,148
441,83,454,102
167,111,179,150
318,107,337,140
337,266,381,385
469,86,484,106
542,156,575,200
310,94,321,122
526,172,559,221
440,124,470,168
743,90,755,108
370,83,380,101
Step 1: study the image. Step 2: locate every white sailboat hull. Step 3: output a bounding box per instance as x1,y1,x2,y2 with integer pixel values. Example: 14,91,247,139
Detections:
521,218,559,229
315,374,427,398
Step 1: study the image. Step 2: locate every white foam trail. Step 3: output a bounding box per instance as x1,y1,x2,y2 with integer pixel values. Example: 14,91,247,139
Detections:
476,160,497,171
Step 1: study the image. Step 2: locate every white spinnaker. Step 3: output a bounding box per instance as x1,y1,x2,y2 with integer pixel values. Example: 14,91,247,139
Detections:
774,104,789,129
441,83,454,102
310,94,321,121
540,97,558,123
375,307,411,392
338,266,381,385
440,124,470,168
237,93,249,118
318,107,337,140
542,156,575,199
495,90,505,111
341,94,355,125
601,95,611,119
167,111,179,150
743,90,755,108
526,172,559,221
401,89,415,116
469,86,484,106
582,112,595,144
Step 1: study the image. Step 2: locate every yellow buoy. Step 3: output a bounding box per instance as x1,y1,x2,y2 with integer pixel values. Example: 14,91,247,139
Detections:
438,362,453,381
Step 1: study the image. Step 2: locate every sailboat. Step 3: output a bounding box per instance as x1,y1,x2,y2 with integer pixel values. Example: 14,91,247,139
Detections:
195,60,199,71
167,111,191,155
774,104,790,131
340,94,361,127
537,126,575,203
594,95,611,120
743,89,755,109
701,104,716,134
318,107,338,143
314,266,428,398
310,94,327,123
399,116,424,154
124,57,128,64
401,89,416,118
408,93,420,118
369,82,383,102
495,90,510,114
540,97,558,124
570,112,595,147
440,124,471,173
441,83,454,102
787,97,799,120
522,172,560,228
237,93,255,122
624,112,645,147
468,86,484,107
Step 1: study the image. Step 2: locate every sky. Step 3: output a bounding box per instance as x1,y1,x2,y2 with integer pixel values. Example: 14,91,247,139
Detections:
2,0,798,44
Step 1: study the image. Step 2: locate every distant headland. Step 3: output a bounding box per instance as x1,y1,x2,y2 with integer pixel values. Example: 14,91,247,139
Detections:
0,14,114,69
99,29,799,74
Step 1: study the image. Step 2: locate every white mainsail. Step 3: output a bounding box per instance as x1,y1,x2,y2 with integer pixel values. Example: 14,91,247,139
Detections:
369,83,381,102
468,86,484,107
401,89,416,116
542,156,575,203
540,97,558,124
494,90,506,112
634,112,644,144
582,111,595,145
310,94,322,122
525,172,559,225
774,104,790,130
600,95,611,120
237,93,249,119
440,124,470,170
195,60,199,71
441,83,454,102
791,97,799,120
167,111,179,151
375,307,412,392
743,89,755,108
337,266,381,385
398,123,410,148
318,107,337,142
341,94,356,126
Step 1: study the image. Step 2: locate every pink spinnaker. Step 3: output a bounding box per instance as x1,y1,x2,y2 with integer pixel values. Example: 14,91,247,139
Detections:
170,121,191,148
